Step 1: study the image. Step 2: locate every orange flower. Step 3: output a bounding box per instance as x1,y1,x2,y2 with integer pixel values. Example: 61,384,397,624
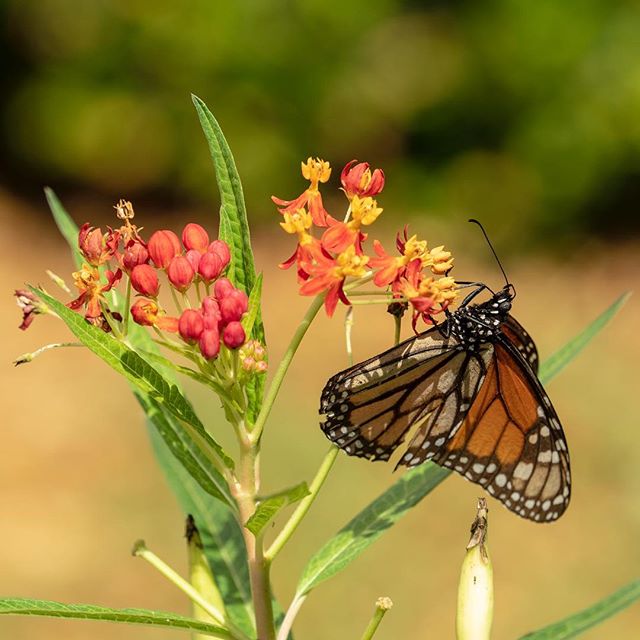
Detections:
394,259,458,329
78,223,120,266
272,158,336,227
68,264,122,319
321,196,382,254
299,245,369,316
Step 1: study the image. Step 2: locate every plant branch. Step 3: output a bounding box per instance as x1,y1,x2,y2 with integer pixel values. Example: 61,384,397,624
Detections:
276,594,307,640
250,295,324,444
266,445,339,562
360,598,393,640
132,540,249,640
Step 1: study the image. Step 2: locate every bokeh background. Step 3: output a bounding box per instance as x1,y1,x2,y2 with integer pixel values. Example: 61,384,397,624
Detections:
1,1,639,638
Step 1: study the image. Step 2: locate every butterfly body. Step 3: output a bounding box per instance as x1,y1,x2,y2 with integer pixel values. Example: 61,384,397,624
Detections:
320,284,570,522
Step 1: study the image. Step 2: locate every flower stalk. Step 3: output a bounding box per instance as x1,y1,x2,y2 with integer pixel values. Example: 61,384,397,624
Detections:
360,597,393,640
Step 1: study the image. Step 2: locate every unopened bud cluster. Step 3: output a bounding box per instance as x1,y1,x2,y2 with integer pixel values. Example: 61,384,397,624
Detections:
18,201,267,377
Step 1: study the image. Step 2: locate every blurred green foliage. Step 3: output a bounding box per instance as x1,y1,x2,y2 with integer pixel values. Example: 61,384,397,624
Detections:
2,0,640,242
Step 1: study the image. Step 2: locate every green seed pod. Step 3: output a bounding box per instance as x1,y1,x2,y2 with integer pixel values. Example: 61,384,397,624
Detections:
456,498,494,640
186,515,226,626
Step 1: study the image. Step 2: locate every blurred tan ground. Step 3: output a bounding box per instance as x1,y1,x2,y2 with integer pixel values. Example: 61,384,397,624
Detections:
1,191,639,639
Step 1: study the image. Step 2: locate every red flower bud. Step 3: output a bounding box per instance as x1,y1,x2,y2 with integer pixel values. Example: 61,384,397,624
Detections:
179,309,204,343
148,230,181,268
223,321,246,349
130,264,160,297
198,252,223,282
182,223,210,253
340,160,385,198
167,255,195,292
208,240,231,269
213,277,234,299
201,297,221,330
131,299,158,326
220,290,248,324
199,328,220,360
122,240,149,272
185,249,201,273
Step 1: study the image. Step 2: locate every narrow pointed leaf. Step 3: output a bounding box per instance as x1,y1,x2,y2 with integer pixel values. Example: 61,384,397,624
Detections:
296,463,450,596
0,598,232,638
246,482,310,536
192,94,255,296
34,289,234,470
539,292,630,383
137,394,235,509
518,578,640,639
192,94,266,421
45,187,83,269
149,431,256,636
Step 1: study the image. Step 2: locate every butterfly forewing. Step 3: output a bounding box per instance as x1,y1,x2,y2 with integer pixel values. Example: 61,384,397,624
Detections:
321,325,493,464
503,314,539,373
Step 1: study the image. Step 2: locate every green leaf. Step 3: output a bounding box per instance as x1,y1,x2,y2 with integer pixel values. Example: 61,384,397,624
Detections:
192,94,266,421
246,482,310,536
296,463,450,596
34,289,234,470
242,273,263,338
0,598,232,638
191,94,256,296
44,187,83,269
518,579,640,639
539,292,630,384
137,394,235,509
148,430,256,637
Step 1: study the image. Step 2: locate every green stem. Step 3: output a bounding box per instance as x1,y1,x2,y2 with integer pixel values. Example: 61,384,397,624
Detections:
277,594,307,640
250,295,324,444
360,598,393,640
170,286,184,314
345,306,354,366
123,277,132,336
394,315,401,346
13,342,83,366
265,445,339,562
132,541,248,640
232,440,276,640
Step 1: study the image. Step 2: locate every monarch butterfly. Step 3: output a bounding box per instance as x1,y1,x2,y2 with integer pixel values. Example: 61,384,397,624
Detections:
320,225,570,523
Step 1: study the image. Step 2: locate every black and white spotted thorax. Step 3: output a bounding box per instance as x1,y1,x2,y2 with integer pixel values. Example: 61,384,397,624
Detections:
445,285,515,347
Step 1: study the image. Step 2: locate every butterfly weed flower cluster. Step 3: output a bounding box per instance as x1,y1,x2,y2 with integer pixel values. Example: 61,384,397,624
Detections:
273,157,457,327
9,98,632,640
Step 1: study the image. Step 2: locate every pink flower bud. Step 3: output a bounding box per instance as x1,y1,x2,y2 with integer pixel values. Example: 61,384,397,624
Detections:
123,241,149,272
198,252,223,283
208,240,231,269
201,297,221,330
185,249,202,273
131,299,158,326
242,356,256,371
148,230,181,268
167,255,195,292
199,328,220,360
182,223,210,253
213,277,234,299
220,290,248,324
255,361,268,373
223,321,246,349
179,309,204,343
130,264,160,297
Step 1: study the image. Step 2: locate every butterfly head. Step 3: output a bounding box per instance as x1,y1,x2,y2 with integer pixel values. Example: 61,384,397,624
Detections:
496,283,516,312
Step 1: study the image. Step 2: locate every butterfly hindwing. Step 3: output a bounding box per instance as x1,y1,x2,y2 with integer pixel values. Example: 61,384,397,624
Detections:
432,338,570,521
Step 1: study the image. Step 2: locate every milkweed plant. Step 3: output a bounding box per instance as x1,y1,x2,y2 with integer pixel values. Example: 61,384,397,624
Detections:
6,95,638,640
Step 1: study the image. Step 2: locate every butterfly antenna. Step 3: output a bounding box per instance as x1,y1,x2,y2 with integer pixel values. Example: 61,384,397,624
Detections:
468,219,510,287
